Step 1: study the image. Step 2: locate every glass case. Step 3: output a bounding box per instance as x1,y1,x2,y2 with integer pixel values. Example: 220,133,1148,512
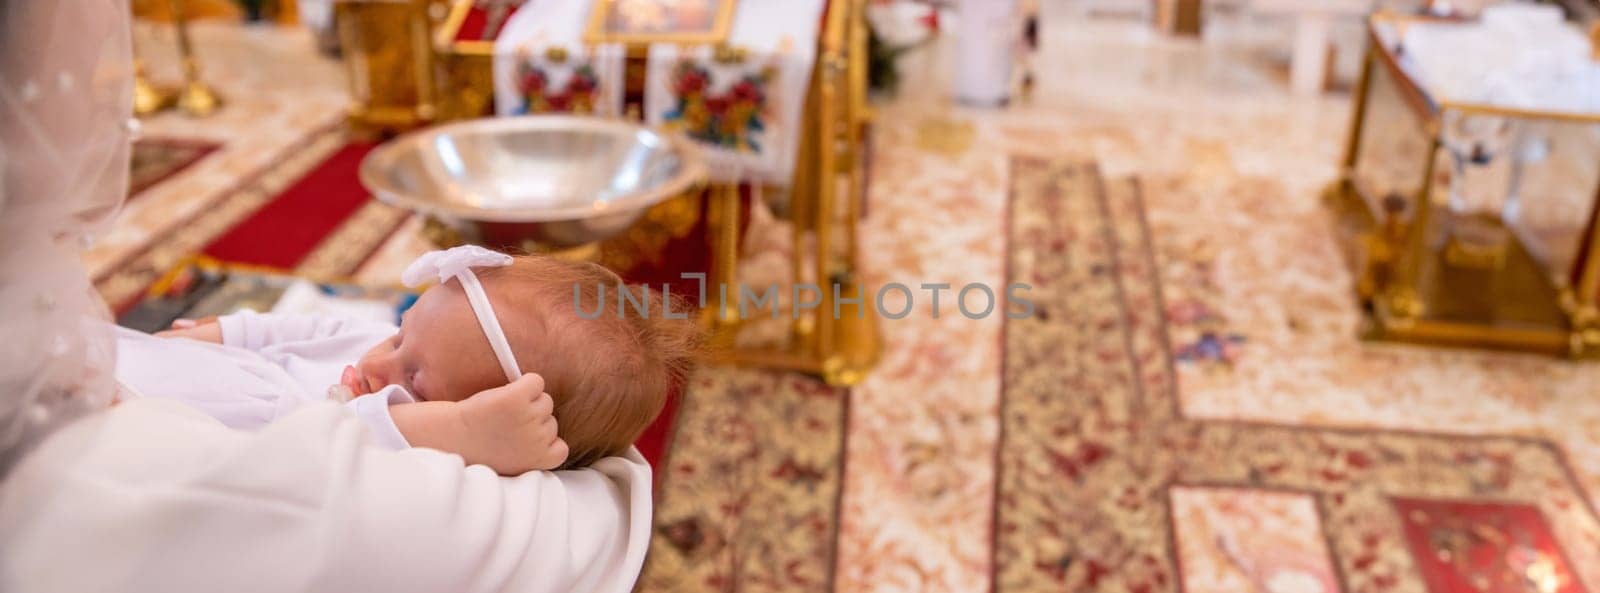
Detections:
1330,11,1600,356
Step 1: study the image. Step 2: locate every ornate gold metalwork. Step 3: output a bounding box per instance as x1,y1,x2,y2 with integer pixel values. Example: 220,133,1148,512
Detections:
336,0,438,132
432,1,508,120
421,215,463,247
697,183,743,348
597,192,703,273
695,0,881,385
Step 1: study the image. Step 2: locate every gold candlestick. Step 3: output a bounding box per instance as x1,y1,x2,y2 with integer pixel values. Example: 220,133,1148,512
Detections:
169,0,222,117
131,28,174,116
132,58,175,116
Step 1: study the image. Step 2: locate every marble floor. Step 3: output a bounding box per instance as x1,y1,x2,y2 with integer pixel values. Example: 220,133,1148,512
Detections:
109,4,1600,593
105,21,346,278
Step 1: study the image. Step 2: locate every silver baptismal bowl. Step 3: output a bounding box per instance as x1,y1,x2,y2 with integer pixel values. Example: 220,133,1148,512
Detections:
359,115,706,249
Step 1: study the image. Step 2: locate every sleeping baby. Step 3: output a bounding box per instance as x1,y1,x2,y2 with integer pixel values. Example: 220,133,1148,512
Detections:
115,247,699,475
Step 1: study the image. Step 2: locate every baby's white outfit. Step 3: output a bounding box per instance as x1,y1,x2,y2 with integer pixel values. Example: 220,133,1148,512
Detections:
114,310,414,450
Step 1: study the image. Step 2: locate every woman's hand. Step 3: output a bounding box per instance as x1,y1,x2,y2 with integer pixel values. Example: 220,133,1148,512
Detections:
155,316,222,343
390,374,569,475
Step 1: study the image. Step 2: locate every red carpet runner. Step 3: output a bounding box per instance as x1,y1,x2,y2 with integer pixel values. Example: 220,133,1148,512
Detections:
202,142,378,269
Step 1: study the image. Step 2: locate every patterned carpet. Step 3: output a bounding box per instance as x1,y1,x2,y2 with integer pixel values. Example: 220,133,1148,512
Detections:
996,158,1599,592
639,367,849,593
128,138,220,199
98,127,409,312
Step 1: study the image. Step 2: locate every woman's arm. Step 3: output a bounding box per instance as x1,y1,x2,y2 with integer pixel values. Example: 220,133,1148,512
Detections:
0,395,652,593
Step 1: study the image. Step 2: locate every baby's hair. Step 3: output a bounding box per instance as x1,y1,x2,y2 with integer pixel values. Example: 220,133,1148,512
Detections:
476,256,702,469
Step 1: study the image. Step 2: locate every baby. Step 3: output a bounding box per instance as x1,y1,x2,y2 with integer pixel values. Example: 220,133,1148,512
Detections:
116,247,699,475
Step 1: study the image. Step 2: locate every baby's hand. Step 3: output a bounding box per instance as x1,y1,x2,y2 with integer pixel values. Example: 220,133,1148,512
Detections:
458,373,569,474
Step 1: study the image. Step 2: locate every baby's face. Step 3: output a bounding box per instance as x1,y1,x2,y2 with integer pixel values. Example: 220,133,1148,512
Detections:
346,283,513,402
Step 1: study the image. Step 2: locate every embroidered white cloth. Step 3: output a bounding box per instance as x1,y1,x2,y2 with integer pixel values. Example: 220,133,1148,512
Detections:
487,0,826,184
493,0,626,117
644,0,827,184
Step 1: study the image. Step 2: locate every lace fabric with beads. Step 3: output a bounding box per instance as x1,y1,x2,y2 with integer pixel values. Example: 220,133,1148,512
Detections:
0,0,133,472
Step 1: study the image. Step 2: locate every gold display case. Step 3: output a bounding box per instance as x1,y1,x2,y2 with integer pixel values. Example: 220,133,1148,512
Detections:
1328,12,1600,356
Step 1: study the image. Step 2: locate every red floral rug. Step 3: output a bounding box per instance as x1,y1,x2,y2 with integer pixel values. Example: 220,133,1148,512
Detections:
638,367,849,593
994,158,1599,592
1395,498,1586,593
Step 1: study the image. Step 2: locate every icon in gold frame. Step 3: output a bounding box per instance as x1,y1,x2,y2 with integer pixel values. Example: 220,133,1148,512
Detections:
583,0,737,45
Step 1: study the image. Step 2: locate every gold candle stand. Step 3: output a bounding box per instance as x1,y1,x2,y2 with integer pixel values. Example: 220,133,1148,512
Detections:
169,0,223,117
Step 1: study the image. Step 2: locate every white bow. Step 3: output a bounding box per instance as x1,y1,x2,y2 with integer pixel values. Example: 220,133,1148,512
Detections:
400,246,522,383
401,244,513,288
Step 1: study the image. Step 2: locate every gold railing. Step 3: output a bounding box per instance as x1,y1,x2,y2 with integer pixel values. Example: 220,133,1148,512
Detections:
720,0,880,384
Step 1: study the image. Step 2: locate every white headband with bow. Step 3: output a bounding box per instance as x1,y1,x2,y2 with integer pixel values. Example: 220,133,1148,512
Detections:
401,245,521,383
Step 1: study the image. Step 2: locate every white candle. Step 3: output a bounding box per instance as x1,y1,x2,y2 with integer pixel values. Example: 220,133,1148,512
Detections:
952,0,1019,107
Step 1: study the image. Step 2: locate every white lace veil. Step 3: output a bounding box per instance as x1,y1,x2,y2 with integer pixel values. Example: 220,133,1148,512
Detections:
0,0,134,473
